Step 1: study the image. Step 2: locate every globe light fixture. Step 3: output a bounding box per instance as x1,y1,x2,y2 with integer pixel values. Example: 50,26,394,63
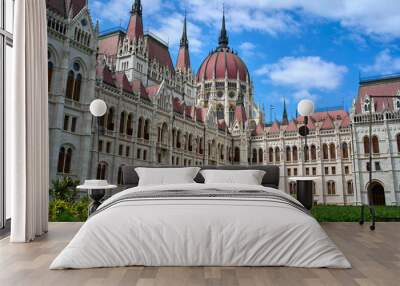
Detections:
297,99,315,117
90,99,107,117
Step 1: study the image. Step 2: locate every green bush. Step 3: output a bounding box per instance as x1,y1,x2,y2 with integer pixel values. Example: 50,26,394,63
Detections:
311,205,400,222
48,177,89,222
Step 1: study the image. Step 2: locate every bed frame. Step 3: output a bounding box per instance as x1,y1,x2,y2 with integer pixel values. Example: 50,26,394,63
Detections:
121,165,280,189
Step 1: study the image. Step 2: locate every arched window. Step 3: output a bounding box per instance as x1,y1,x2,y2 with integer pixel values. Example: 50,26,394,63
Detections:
258,149,263,163
144,119,150,140
372,135,379,153
188,134,193,151
304,145,309,162
234,147,240,162
327,181,336,195
322,144,328,160
268,147,273,163
57,146,73,174
217,104,224,120
107,107,115,131
342,142,349,159
65,71,74,99
65,62,83,101
275,147,280,162
363,136,370,154
286,146,291,162
119,112,126,134
176,130,181,148
347,180,353,195
48,61,54,92
329,143,336,160
397,134,400,153
127,114,133,136
292,146,298,161
137,117,143,138
252,149,257,163
117,166,124,185
310,145,317,161
229,105,235,124
96,162,107,180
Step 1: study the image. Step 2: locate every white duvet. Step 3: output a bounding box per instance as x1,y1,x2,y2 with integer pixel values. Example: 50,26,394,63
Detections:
50,183,351,269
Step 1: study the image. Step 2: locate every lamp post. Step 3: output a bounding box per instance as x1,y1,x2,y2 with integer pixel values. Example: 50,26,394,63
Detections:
295,99,315,210
90,99,107,169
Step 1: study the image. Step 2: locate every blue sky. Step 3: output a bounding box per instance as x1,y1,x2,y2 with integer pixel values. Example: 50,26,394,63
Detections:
90,0,400,122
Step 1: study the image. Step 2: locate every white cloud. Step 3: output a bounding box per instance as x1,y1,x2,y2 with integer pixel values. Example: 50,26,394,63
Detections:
255,56,348,90
239,42,255,52
361,49,400,75
292,90,318,101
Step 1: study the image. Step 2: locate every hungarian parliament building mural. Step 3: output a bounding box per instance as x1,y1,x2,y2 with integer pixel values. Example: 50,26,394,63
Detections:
46,0,400,206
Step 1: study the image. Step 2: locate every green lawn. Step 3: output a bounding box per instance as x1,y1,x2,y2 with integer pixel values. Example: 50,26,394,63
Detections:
311,205,400,222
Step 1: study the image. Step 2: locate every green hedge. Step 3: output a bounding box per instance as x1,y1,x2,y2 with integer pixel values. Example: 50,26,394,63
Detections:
311,205,400,222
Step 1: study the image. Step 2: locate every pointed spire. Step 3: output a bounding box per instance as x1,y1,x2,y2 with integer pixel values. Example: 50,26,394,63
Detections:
180,11,188,48
127,0,144,40
131,0,142,16
282,98,288,125
218,5,229,49
176,11,191,72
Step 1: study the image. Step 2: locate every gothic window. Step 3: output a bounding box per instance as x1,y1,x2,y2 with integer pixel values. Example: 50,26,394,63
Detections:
292,146,298,161
258,149,263,163
217,91,223,98
327,181,336,195
229,91,235,98
217,104,224,120
329,143,336,160
234,147,240,162
229,105,235,124
286,146,291,162
310,145,317,161
96,162,107,180
364,97,370,112
144,119,150,140
137,117,143,138
65,62,83,101
275,147,280,162
268,147,273,163
127,114,133,136
107,107,115,131
304,145,309,162
342,142,349,159
363,136,370,154
57,146,73,174
117,166,124,185
372,135,379,153
176,130,181,148
119,111,126,134
397,134,400,153
347,180,353,195
322,143,328,160
252,149,257,163
48,61,54,92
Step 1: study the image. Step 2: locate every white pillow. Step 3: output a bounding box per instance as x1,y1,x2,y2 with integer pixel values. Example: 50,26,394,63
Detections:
200,169,266,185
135,167,200,186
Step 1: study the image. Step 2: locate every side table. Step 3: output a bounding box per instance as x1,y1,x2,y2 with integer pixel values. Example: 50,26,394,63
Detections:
77,180,117,215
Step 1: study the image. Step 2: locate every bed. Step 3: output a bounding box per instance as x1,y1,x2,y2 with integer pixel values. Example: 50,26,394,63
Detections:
50,166,350,269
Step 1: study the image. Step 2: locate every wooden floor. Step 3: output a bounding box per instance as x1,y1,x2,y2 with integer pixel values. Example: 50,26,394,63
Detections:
0,223,399,286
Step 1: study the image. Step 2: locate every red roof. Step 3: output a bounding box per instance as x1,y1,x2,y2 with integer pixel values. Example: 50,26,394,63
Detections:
127,13,144,40
147,36,175,72
46,0,86,18
196,107,207,123
145,85,160,97
234,105,247,123
102,66,115,87
296,110,348,124
173,97,184,114
176,46,191,72
355,78,400,113
285,120,297,132
268,121,280,133
218,119,227,131
132,80,149,100
252,123,265,136
98,32,124,57
185,106,194,119
340,115,351,128
197,49,249,81
115,72,131,93
320,115,335,130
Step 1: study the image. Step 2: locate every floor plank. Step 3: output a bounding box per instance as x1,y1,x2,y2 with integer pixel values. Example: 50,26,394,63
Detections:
0,222,399,286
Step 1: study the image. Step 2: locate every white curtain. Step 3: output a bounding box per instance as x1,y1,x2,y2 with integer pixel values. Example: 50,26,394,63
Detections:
7,0,49,242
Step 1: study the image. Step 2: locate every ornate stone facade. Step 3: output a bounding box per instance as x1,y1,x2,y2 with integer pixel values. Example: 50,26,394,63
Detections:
46,0,400,205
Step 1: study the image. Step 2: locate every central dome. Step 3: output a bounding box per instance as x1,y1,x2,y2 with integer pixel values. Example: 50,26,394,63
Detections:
197,49,249,82
196,10,249,82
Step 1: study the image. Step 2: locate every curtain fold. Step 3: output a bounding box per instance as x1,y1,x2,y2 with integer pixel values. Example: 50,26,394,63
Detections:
8,0,49,242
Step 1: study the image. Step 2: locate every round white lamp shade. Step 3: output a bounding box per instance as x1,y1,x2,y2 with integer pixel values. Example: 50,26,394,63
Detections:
89,99,107,117
297,99,315,116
